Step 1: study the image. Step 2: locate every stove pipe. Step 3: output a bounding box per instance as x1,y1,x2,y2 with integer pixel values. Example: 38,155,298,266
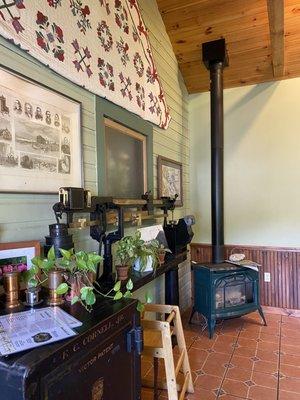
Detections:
202,39,229,263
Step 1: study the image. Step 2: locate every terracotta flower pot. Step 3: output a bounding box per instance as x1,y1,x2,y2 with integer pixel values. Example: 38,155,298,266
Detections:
116,265,129,281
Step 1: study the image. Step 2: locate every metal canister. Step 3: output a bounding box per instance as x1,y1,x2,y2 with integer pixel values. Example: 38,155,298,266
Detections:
47,270,64,306
24,287,42,307
3,271,21,309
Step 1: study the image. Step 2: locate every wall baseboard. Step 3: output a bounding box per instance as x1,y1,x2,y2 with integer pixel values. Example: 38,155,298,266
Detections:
190,243,300,310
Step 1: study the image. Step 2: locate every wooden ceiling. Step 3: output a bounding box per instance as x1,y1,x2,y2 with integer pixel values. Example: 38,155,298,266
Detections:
156,0,300,93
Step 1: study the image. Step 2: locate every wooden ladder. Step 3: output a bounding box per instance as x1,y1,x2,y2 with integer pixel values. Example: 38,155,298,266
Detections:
141,304,194,400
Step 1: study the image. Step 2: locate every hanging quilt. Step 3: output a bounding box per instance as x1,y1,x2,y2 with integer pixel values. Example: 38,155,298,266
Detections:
0,0,170,129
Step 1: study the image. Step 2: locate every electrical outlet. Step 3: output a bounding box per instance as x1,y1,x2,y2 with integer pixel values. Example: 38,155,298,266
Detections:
264,272,271,282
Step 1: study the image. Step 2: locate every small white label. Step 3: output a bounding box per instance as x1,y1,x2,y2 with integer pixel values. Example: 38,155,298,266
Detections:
264,272,271,282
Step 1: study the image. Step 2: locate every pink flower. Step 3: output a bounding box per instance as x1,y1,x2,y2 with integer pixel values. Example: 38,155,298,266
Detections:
81,6,90,16
37,35,46,49
36,11,48,25
12,18,24,34
54,24,63,41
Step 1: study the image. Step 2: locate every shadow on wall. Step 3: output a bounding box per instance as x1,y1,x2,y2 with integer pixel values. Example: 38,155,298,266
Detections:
224,81,279,148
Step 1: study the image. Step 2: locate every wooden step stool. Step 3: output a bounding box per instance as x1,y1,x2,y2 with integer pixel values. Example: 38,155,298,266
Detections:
141,304,194,400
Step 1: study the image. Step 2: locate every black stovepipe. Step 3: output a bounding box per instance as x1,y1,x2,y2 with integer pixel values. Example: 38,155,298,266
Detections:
210,61,225,263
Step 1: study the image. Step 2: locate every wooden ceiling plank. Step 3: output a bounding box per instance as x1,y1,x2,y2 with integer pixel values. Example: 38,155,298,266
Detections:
267,0,285,77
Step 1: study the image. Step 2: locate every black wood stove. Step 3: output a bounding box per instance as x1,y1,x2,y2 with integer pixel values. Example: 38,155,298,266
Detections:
191,263,266,338
190,39,266,337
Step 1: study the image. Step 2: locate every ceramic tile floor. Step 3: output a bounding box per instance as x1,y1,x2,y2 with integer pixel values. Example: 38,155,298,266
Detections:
141,310,300,400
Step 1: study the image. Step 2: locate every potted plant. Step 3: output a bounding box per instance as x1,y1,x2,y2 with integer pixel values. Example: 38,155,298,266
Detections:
115,235,136,281
132,232,160,273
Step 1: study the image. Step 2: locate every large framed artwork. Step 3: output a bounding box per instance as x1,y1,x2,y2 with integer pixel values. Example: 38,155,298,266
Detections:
157,156,183,207
0,67,82,193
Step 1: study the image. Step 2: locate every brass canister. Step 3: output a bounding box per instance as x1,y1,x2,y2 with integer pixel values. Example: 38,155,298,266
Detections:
3,271,21,309
47,270,64,306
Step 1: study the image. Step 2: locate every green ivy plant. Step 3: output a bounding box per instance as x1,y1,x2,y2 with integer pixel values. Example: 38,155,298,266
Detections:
115,234,137,267
23,246,57,288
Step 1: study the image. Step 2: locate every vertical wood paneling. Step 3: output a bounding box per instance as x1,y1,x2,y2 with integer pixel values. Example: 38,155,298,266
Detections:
190,243,300,310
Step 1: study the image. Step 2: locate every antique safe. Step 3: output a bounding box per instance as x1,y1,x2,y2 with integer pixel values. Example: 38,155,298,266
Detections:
0,299,142,400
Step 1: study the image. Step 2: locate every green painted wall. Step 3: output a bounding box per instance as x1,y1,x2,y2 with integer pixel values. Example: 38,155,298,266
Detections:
0,0,191,309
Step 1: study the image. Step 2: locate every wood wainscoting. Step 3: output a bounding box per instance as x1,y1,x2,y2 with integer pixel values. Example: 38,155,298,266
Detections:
190,243,300,310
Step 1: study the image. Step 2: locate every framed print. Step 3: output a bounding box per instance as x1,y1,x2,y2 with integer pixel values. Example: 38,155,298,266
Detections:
157,156,183,206
0,240,40,275
0,67,82,193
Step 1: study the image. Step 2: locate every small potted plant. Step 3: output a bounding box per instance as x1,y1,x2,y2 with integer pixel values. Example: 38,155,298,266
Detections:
132,232,160,273
115,235,136,281
54,248,103,310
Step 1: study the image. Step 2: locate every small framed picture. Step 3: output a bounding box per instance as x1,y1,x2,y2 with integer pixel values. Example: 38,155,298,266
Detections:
157,155,183,206
0,240,40,275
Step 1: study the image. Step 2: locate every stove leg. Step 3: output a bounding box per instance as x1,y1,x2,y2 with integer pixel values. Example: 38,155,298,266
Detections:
258,306,267,326
208,317,216,339
189,307,196,324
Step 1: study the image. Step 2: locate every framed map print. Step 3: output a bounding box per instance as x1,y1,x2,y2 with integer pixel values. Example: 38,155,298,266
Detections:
157,155,183,206
0,67,82,193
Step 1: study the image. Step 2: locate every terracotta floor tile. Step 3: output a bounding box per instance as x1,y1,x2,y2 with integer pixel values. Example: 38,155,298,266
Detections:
231,354,254,371
225,367,252,382
281,336,300,347
251,371,278,388
248,385,277,400
256,340,279,353
256,349,279,363
279,376,300,393
212,335,237,354
281,343,300,356
195,373,222,391
281,353,300,366
192,334,216,351
221,378,248,398
280,363,300,379
279,390,300,400
253,359,278,375
185,387,218,400
259,332,280,343
202,352,230,377
187,347,208,371
218,395,247,399
281,327,300,339
237,337,258,349
234,346,256,358
239,330,260,340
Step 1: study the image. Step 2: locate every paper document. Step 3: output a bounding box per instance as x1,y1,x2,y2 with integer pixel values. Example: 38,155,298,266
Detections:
0,307,79,356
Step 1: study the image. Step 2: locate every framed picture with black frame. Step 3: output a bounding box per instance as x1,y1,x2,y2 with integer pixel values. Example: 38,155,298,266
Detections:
96,97,153,199
157,155,183,207
0,66,82,193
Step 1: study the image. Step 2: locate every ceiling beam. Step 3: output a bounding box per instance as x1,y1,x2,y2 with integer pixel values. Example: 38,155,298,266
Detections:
267,0,285,77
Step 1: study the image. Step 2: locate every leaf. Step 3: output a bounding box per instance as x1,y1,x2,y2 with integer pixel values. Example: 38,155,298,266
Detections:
85,290,96,305
59,248,71,260
71,296,79,305
47,246,56,261
77,258,87,270
41,259,55,271
113,291,123,301
55,283,69,295
137,301,145,313
145,291,153,304
31,256,42,267
80,286,90,301
126,278,133,291
113,281,121,292
124,290,132,298
28,278,38,287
